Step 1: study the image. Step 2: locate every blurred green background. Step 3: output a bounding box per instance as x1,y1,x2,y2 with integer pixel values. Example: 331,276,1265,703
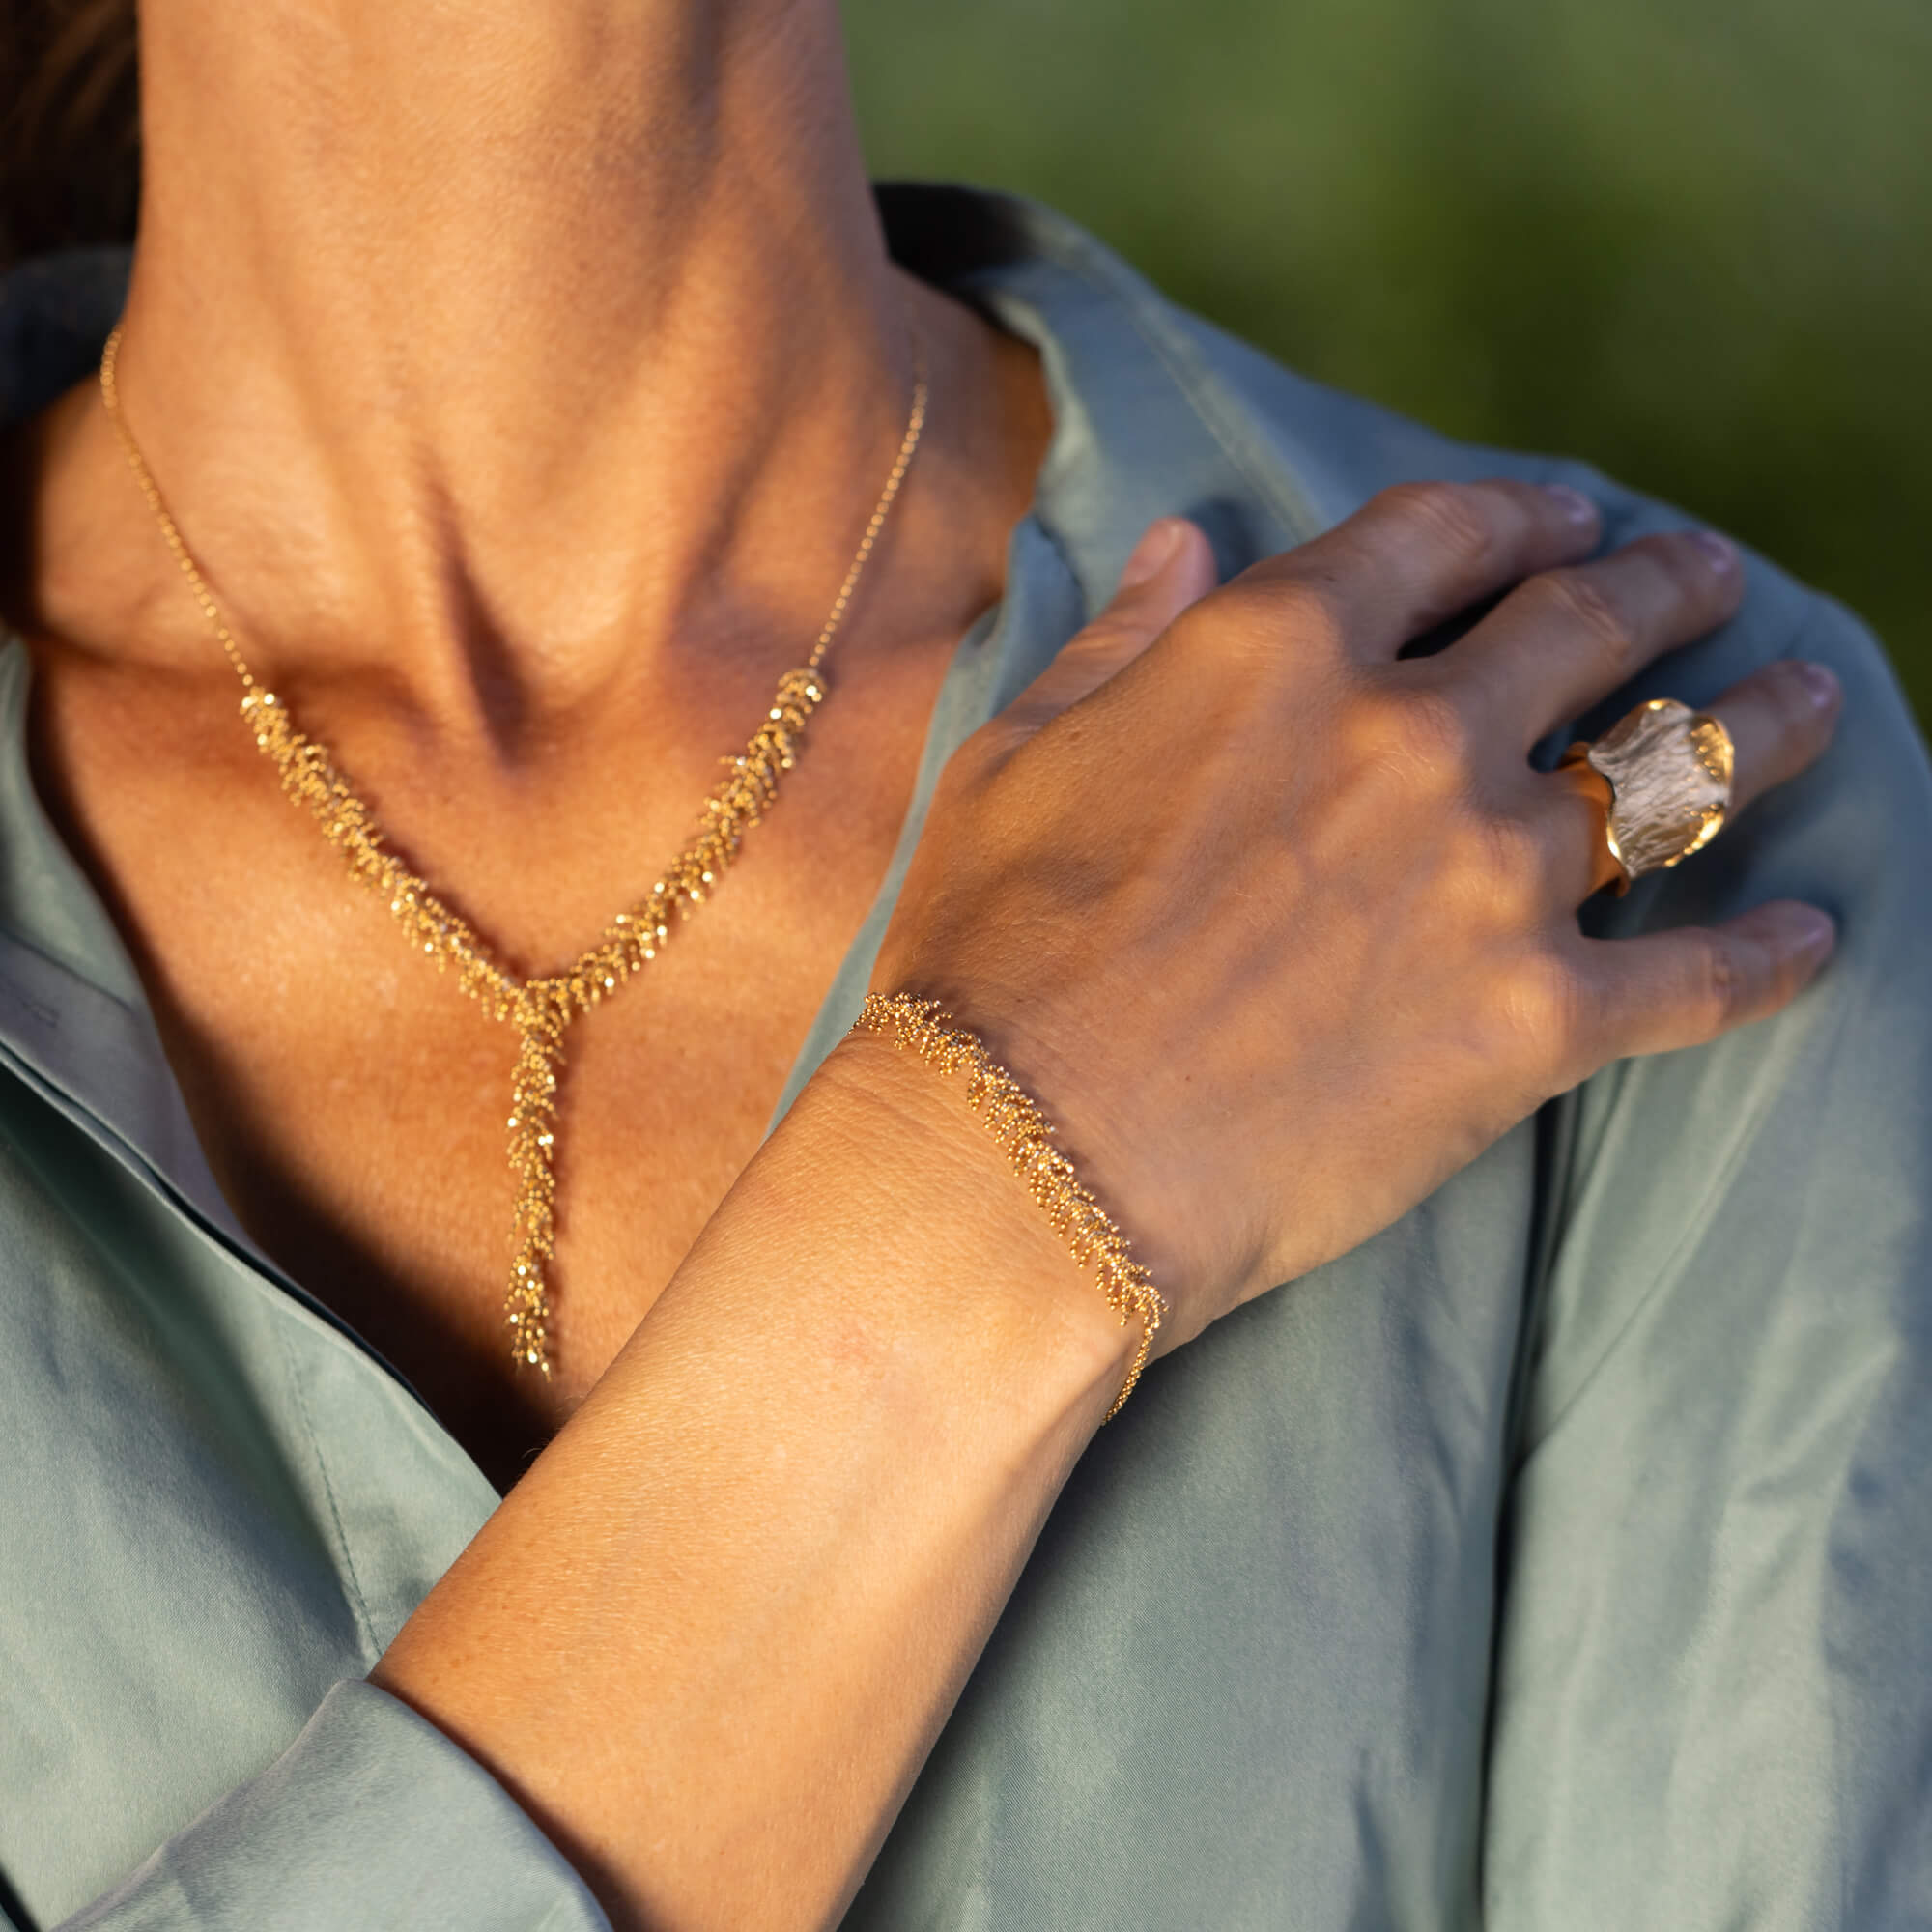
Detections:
843,0,1931,725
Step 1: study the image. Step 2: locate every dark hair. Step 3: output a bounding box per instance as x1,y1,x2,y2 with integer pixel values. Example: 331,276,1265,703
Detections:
1,0,139,273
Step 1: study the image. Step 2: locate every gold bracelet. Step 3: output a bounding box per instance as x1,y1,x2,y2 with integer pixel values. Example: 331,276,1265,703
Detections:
851,992,1166,1420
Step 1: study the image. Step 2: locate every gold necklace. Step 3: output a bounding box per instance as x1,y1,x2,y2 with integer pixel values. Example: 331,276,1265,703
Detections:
99,324,927,1378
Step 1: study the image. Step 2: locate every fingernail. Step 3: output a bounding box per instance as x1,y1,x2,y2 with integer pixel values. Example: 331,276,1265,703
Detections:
1119,520,1185,589
1796,660,1840,712
1788,906,1837,957
1544,483,1599,526
1690,529,1738,574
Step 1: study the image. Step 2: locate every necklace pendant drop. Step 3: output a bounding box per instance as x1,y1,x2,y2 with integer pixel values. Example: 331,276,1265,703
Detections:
506,985,569,1375
98,321,926,1383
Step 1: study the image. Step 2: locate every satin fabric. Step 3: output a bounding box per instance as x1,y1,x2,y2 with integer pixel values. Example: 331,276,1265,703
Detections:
1,185,1927,1931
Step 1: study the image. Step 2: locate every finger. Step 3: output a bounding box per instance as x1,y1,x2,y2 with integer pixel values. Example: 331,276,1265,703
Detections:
1216,477,1604,664
996,517,1219,738
1578,899,1837,1064
1457,528,1746,748
1540,761,1627,901
1536,655,1843,903
1702,656,1842,816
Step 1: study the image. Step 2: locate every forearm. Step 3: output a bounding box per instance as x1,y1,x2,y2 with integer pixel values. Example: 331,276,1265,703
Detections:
371,1032,1133,1932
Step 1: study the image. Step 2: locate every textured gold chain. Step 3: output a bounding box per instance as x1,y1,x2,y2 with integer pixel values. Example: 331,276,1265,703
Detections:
851,993,1166,1420
99,324,927,1377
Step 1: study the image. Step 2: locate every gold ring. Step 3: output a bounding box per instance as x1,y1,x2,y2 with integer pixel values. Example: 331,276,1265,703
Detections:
1558,697,1735,895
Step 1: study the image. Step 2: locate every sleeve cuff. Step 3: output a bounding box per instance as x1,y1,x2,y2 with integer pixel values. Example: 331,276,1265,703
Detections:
60,1680,611,1931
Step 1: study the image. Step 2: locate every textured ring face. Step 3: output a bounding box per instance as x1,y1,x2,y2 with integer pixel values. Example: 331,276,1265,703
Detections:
1565,697,1736,890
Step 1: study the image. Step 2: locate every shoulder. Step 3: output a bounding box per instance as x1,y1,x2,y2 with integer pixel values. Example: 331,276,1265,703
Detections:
885,182,1919,753
1129,223,1932,910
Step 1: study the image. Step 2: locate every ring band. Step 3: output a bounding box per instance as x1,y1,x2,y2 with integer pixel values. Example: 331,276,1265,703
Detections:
1559,697,1736,895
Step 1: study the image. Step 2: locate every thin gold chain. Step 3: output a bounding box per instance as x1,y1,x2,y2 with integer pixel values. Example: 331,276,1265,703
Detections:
99,323,928,1378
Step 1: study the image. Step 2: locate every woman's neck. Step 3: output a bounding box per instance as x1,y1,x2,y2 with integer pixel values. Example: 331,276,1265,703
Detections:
43,0,1023,752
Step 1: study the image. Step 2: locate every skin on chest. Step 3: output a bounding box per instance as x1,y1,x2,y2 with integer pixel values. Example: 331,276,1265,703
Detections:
145,827,866,1488
31,666,933,1489
188,939,820,1489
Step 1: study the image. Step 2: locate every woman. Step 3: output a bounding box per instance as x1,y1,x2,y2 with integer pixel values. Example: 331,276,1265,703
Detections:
1,0,1926,1927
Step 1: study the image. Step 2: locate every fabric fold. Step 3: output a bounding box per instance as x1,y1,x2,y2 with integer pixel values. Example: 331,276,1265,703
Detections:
57,1681,609,1932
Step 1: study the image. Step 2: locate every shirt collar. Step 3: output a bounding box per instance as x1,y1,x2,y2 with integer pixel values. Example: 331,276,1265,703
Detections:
877,182,1321,604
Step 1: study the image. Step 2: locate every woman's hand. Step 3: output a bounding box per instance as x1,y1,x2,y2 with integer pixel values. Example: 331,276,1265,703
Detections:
870,481,1840,1350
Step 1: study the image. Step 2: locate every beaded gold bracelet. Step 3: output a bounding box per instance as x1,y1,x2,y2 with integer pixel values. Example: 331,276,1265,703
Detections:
851,992,1167,1420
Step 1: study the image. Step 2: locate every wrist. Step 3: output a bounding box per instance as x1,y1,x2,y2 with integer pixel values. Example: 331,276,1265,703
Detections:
781,1026,1142,1435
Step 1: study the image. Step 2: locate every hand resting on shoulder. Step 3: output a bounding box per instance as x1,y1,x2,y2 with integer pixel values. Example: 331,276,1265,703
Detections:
373,476,1841,1932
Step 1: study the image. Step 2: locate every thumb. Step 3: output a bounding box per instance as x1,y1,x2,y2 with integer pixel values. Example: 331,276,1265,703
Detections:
999,518,1219,737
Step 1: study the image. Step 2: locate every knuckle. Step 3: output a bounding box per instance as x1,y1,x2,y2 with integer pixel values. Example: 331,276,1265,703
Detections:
1526,567,1634,664
1687,931,1744,1037
1497,951,1581,1058
1060,613,1141,667
1376,480,1499,571
1272,578,1349,653
1201,575,1346,664
1403,684,1477,775
1347,681,1476,783
1477,812,1548,913
1433,813,1545,938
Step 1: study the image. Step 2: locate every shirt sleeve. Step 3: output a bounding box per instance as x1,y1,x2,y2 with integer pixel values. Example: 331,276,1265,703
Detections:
1483,584,1932,1925
54,1680,611,1932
